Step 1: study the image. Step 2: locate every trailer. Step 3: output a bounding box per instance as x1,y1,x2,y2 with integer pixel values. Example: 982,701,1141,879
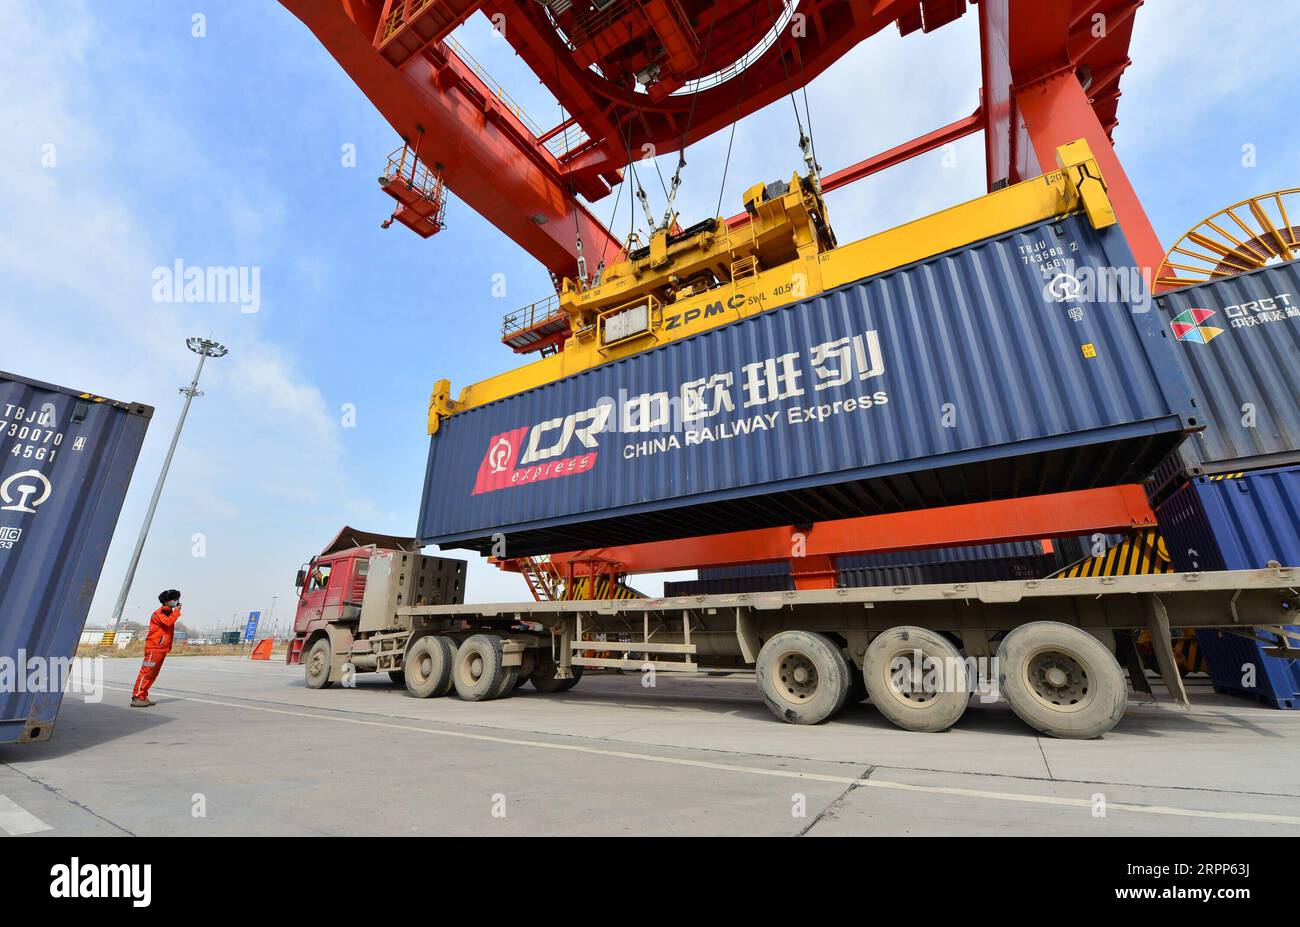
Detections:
287,534,1299,739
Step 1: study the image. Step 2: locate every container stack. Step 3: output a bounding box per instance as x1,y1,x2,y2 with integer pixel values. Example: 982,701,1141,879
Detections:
663,541,1066,596
1149,259,1300,707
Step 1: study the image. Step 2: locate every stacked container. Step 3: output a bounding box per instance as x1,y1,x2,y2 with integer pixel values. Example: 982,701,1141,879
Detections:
663,540,1066,596
1150,259,1300,707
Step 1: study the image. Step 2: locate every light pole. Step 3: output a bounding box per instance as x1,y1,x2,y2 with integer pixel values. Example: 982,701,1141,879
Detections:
109,337,228,629
266,595,278,639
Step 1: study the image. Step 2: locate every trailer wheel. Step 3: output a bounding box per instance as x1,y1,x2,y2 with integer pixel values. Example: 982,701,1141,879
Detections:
304,638,333,690
513,651,536,689
830,645,856,715
405,635,455,699
997,622,1127,739
529,654,583,693
756,631,850,725
847,664,869,704
863,627,969,733
453,634,512,702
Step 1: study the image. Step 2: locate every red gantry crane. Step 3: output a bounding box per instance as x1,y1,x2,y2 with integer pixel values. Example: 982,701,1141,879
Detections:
281,0,1167,597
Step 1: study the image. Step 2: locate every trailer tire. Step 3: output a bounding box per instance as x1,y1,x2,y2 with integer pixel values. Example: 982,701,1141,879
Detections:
453,634,511,702
513,650,536,690
304,638,333,690
830,645,856,715
756,631,850,725
529,653,583,693
997,622,1127,739
863,626,969,732
847,665,869,704
405,635,454,699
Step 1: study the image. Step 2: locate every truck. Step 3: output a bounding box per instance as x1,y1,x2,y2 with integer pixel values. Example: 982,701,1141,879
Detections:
287,527,1300,739
0,370,152,744
285,152,1300,739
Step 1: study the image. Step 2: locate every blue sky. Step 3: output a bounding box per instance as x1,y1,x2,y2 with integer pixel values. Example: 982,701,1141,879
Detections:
2,1,1297,631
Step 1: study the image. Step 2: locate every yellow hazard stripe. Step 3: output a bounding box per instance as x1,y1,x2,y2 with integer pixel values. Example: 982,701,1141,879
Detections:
563,577,646,600
1053,529,1175,578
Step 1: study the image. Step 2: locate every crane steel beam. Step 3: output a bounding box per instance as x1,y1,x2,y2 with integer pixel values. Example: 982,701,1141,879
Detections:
543,485,1156,578
280,0,622,278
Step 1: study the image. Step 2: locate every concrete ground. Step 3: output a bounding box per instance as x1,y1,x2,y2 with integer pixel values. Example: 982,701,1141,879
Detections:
1,656,1298,836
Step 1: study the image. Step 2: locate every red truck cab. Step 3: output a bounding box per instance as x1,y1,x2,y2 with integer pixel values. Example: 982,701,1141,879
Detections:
287,526,417,666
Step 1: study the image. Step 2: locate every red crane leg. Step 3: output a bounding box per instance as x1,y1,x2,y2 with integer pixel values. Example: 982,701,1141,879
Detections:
1014,67,1164,276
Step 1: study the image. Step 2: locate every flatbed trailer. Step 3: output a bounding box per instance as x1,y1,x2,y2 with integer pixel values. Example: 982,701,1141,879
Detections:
291,543,1299,739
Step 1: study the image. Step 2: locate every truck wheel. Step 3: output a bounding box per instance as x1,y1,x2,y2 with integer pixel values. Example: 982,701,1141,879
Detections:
997,622,1127,739
405,635,455,699
847,663,869,704
756,631,850,725
304,638,333,690
513,651,536,689
830,644,856,715
863,626,969,733
453,634,512,702
529,656,583,693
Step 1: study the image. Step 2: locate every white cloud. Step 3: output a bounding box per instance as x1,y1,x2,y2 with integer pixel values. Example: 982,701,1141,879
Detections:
0,2,360,630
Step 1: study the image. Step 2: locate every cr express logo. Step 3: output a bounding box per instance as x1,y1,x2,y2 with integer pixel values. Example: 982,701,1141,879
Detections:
472,404,610,495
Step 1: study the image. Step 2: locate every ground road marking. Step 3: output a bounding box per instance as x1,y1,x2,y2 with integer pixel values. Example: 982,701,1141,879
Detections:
0,795,53,836
104,685,1300,828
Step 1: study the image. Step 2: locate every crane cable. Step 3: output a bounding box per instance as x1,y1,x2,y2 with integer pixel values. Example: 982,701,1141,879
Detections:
714,0,767,218
762,0,821,189
657,6,721,232
550,39,590,287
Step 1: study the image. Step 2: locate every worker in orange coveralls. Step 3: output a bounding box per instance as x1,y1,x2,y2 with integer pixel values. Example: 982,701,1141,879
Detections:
131,590,182,707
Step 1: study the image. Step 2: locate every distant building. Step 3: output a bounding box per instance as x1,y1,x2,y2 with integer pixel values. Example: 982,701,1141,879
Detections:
78,629,136,648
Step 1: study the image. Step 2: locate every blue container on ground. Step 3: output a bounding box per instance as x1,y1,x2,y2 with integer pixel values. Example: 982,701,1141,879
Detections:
1156,465,1300,708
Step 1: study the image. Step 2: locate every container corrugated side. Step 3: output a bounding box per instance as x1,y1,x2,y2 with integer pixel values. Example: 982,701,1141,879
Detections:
665,552,1057,595
0,372,152,743
1154,465,1300,709
1050,533,1125,566
1147,259,1300,504
698,541,1050,581
1193,625,1300,709
1155,466,1300,571
420,211,1197,557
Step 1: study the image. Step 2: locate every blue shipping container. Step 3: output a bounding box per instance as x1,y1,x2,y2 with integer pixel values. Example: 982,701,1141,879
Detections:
666,553,1057,596
420,211,1197,556
0,372,152,743
1156,465,1300,708
1156,467,1300,572
1148,259,1300,503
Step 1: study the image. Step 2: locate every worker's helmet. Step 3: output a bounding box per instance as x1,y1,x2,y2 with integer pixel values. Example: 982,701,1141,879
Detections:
158,589,181,605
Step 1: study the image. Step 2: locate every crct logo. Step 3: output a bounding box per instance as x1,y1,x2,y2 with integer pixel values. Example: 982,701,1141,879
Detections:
1170,307,1224,344
49,858,151,907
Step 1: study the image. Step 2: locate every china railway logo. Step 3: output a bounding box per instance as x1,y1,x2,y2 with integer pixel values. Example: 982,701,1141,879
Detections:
1045,272,1083,302
0,470,53,513
1170,307,1224,344
487,436,513,473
